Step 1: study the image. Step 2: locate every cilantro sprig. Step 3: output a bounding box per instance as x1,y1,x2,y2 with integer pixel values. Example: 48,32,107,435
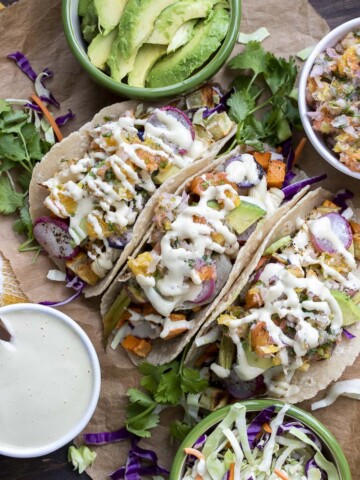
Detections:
227,41,300,150
0,99,53,254
125,359,208,439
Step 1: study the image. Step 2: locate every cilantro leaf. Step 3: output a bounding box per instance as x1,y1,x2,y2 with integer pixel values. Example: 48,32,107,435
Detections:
155,368,182,405
127,388,156,408
229,41,268,77
181,367,208,395
232,76,263,99
0,175,24,214
0,99,11,114
125,388,159,438
170,420,193,441
227,89,255,123
139,361,178,396
264,54,298,97
0,133,26,162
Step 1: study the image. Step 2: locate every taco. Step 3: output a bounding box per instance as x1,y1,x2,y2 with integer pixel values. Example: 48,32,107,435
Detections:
100,145,316,365
29,87,236,297
186,188,360,403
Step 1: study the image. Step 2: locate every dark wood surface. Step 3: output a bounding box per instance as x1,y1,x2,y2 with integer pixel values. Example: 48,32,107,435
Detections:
0,1,358,479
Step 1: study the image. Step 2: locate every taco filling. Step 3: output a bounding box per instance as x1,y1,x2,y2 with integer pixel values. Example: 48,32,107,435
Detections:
194,198,360,399
105,149,294,357
34,94,234,286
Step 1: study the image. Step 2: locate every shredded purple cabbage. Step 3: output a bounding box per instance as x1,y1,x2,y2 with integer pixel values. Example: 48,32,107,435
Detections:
83,426,132,445
193,434,207,450
203,88,235,119
36,68,60,108
306,456,326,479
282,139,295,173
278,421,322,449
55,109,76,126
7,51,37,81
39,274,85,307
332,189,354,213
108,439,169,479
343,328,356,340
282,174,327,200
247,406,275,447
282,170,296,189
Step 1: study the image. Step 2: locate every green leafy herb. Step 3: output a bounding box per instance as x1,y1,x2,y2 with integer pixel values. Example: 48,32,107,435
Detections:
170,420,193,441
0,100,54,255
125,359,208,438
227,41,300,150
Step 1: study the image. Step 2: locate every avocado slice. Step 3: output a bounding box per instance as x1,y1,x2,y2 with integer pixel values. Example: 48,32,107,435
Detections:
167,19,197,54
88,29,117,70
128,44,167,87
153,164,181,185
107,46,137,82
264,236,292,255
147,0,214,45
147,7,230,88
94,0,128,35
226,200,266,236
243,341,273,370
118,0,179,59
80,0,99,43
331,290,360,326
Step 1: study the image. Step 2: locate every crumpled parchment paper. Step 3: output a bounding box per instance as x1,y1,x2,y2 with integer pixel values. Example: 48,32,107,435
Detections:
0,0,360,477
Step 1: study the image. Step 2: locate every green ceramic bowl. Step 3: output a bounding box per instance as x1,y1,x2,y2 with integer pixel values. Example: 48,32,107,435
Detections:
170,399,351,479
62,0,241,100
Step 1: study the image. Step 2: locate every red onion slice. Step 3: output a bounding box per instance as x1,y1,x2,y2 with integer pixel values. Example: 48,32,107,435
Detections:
310,212,353,253
193,278,216,304
33,217,79,260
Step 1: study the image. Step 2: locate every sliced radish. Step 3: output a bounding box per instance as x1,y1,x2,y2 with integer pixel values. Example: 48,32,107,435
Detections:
146,107,195,146
310,212,353,253
33,217,79,260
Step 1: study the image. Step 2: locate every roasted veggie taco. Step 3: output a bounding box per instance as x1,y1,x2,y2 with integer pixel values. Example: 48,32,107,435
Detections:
100,145,319,365
29,88,236,297
186,188,360,403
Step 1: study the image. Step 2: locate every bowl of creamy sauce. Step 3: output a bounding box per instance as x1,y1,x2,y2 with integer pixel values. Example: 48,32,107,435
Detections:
0,303,101,458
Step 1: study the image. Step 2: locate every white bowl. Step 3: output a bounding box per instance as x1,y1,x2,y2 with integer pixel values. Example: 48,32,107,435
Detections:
298,17,360,180
0,303,101,458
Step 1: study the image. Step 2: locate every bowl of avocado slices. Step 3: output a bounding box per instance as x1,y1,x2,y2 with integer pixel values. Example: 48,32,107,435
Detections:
62,0,242,99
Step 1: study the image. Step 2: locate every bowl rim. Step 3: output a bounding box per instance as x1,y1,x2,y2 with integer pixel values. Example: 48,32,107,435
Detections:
298,17,360,180
170,399,352,480
0,302,101,458
61,0,242,100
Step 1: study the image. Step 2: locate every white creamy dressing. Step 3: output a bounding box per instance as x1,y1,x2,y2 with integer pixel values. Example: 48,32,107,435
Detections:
43,109,207,279
225,154,260,186
135,182,240,318
223,153,284,216
0,310,94,450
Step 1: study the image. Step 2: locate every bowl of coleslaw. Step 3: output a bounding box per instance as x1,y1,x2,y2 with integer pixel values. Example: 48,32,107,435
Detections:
298,18,360,180
170,399,351,479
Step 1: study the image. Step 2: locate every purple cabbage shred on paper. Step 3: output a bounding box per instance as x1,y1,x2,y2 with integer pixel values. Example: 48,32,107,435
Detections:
55,109,76,126
108,438,169,479
82,426,169,479
83,426,133,445
39,274,85,307
7,51,37,81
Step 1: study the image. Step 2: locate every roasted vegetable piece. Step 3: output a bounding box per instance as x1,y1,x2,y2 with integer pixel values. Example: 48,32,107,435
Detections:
122,335,152,358
266,160,286,188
